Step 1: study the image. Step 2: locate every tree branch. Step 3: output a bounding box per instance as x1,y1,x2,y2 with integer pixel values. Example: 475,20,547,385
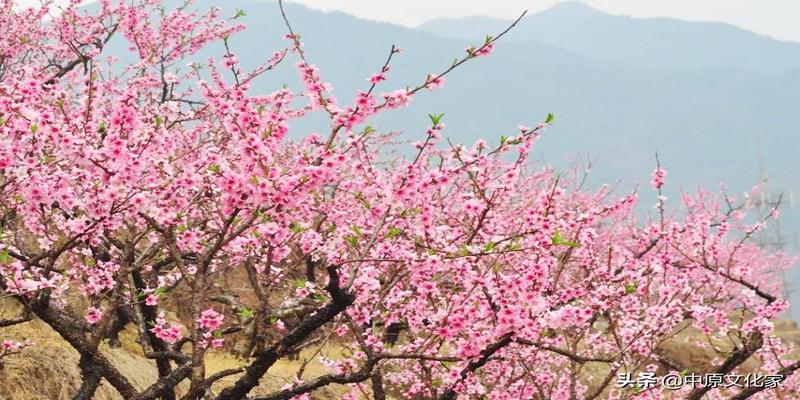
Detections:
214,266,354,400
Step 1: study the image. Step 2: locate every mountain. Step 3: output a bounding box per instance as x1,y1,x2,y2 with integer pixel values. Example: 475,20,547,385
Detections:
418,2,800,73
98,0,800,317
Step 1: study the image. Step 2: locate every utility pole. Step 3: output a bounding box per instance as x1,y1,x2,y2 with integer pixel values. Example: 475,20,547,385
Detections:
752,133,796,318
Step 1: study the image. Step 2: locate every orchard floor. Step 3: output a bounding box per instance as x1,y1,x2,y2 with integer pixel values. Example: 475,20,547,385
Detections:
0,316,345,400
1,314,800,399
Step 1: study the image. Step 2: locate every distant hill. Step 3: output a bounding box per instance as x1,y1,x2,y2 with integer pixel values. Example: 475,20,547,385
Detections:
418,2,800,73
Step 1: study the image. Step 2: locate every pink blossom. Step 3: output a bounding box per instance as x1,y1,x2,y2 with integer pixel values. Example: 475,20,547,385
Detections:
196,308,224,332
150,313,183,344
381,89,412,109
85,307,103,325
650,166,667,189
368,73,386,84
466,43,495,57
425,74,445,91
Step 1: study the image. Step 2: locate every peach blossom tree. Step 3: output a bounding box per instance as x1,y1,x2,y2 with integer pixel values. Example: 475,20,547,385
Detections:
0,1,797,399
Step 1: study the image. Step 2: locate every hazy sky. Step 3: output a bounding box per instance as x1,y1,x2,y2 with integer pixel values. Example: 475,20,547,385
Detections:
286,0,800,43
15,0,800,43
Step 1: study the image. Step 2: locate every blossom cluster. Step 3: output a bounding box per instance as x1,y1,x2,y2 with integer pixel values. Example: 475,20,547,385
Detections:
0,1,795,399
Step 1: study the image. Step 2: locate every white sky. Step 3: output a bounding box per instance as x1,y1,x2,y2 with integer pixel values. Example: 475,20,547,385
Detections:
14,0,800,43
287,0,800,43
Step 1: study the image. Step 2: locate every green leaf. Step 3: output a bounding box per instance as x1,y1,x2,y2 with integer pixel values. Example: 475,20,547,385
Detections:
290,279,307,288
385,227,403,238
289,222,304,234
550,230,562,245
624,283,637,295
236,308,254,319
313,294,328,303
349,225,362,235
484,35,493,44
268,316,278,325
155,115,163,127
30,124,38,134
363,126,375,135
176,225,188,233
207,164,221,174
428,113,445,126
458,245,470,256
484,241,496,252
551,230,580,247
499,135,508,146
0,249,9,264
234,8,247,18
344,235,359,248
545,113,555,124
400,207,422,218
354,192,371,210
153,286,167,296
213,330,223,338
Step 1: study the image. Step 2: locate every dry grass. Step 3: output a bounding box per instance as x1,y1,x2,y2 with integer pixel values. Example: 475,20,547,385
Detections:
0,312,349,400
0,316,186,400
2,303,800,400
579,319,800,398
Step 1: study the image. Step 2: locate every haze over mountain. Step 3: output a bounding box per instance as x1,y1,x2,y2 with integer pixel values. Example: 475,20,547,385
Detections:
418,2,800,72
104,0,800,316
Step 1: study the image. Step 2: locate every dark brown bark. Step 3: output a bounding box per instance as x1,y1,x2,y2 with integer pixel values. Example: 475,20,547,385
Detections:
72,353,103,400
214,266,354,400
438,333,514,400
371,369,387,400
133,363,193,400
132,269,176,400
304,256,317,283
31,299,138,399
729,360,800,399
687,332,764,400
382,321,407,347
